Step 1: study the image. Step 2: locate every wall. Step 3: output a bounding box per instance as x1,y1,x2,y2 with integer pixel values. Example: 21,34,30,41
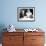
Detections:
0,0,46,30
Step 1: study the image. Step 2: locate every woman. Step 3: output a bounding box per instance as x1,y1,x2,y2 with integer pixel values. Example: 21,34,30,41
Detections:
26,9,33,18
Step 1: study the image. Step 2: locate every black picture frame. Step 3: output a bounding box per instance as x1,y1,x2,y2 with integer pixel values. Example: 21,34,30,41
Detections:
17,7,35,22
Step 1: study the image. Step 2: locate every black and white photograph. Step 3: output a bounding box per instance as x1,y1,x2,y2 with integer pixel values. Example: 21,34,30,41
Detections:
17,7,35,22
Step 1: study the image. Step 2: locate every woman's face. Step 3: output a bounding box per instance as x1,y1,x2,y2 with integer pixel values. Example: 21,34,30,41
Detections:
27,9,30,12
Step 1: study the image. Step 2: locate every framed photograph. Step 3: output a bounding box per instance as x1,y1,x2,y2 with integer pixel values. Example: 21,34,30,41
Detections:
17,7,35,22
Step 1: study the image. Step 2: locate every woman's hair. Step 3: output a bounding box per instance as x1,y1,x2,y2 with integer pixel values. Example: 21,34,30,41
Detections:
19,9,25,18
30,9,33,15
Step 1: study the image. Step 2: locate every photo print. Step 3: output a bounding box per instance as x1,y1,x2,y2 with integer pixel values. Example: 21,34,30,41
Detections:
17,7,35,22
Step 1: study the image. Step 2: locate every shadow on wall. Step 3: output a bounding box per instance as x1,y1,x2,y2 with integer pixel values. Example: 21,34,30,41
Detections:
0,24,7,43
